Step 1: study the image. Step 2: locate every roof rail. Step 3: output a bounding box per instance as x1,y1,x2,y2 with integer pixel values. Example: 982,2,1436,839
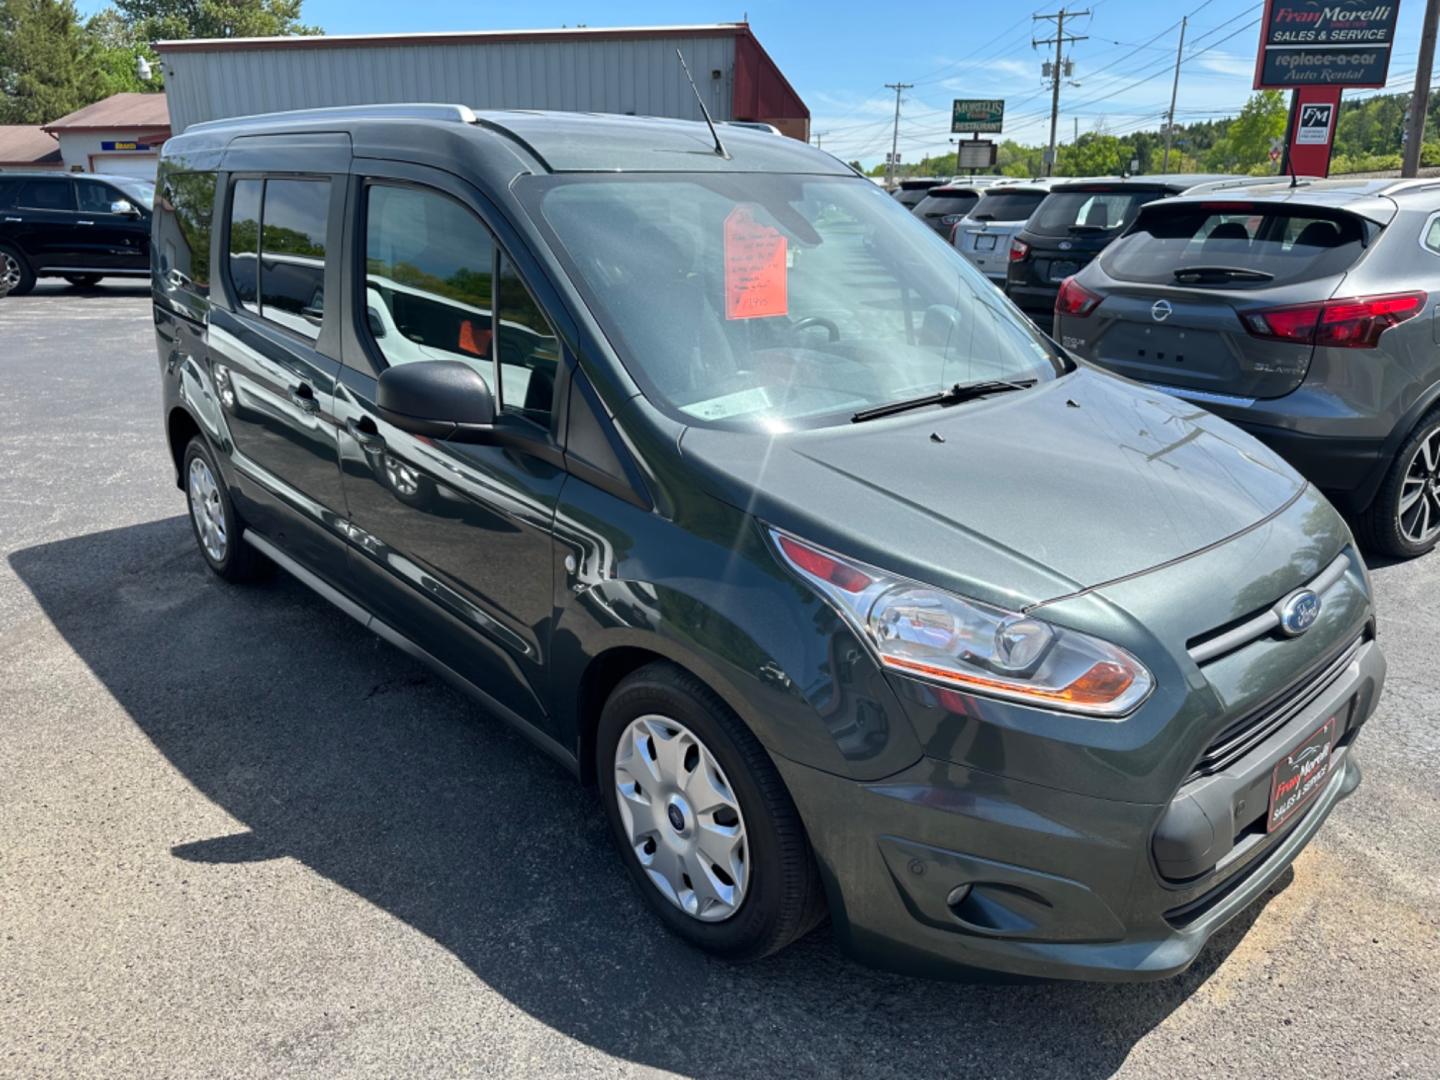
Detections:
186,102,477,133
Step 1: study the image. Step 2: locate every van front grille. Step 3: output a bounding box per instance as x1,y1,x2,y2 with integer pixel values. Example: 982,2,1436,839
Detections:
1185,633,1363,783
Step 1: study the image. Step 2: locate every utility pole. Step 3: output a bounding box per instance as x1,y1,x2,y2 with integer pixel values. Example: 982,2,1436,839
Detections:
1162,16,1188,174
884,82,912,187
1034,9,1089,177
1403,0,1440,178
812,131,830,149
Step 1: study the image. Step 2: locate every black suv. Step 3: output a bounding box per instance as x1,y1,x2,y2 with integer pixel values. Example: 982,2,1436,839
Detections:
0,171,154,294
1005,175,1249,321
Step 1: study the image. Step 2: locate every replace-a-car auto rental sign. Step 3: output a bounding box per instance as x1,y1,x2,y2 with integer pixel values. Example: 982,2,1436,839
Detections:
1254,1,1402,89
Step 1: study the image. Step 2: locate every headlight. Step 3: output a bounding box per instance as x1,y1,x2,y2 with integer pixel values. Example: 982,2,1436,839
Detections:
771,530,1152,718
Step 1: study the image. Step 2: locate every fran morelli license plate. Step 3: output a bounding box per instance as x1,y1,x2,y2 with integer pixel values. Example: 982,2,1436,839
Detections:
1268,717,1338,832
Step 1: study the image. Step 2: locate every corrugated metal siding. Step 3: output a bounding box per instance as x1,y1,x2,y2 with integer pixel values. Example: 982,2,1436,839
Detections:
162,36,736,133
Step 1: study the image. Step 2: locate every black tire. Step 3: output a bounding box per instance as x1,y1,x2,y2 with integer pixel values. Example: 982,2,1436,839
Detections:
1357,410,1440,560
63,274,102,287
0,244,35,296
181,435,267,582
596,661,826,962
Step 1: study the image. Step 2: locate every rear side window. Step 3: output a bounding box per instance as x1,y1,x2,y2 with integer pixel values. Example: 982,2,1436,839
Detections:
228,179,261,313
157,171,217,296
16,178,74,211
0,178,23,208
259,179,329,338
1027,190,1153,236
1101,205,1368,287
969,190,1048,222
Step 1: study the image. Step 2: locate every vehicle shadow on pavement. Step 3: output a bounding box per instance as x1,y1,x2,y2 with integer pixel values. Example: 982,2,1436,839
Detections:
9,518,1291,1078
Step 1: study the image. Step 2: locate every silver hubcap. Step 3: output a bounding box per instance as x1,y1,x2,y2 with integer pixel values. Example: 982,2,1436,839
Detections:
187,457,228,562
0,253,19,291
613,715,749,922
1399,428,1440,546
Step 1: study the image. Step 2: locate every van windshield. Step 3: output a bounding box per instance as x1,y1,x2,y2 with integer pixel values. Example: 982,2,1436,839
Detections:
529,174,1065,431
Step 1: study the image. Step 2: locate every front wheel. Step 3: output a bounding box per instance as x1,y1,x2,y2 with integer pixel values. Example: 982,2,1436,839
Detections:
597,662,826,962
1358,412,1440,559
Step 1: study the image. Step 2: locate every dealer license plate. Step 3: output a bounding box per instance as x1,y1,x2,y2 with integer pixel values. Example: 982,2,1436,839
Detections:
1048,259,1079,282
975,233,997,251
1267,717,1337,832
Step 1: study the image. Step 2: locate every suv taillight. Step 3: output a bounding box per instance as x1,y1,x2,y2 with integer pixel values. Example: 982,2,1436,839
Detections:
1009,238,1030,262
1243,292,1427,349
1055,276,1102,318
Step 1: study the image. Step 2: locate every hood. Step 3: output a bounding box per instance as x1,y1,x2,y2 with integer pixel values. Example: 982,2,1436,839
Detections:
679,369,1304,608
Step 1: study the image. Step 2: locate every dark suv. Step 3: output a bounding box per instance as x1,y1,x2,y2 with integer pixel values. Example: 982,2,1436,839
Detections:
1006,175,1248,321
153,106,1382,982
0,171,153,294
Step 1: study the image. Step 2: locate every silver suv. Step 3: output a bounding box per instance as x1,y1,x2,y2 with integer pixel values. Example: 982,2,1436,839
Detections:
1055,178,1440,558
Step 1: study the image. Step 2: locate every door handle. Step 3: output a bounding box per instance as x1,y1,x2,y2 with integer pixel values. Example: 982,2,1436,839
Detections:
3,216,20,223
346,416,386,451
288,384,319,413
77,220,95,226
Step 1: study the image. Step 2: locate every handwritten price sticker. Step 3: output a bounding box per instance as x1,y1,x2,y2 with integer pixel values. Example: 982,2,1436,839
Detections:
724,206,788,320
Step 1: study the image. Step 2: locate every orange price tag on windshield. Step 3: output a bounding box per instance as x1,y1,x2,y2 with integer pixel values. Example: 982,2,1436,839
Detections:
724,206,787,320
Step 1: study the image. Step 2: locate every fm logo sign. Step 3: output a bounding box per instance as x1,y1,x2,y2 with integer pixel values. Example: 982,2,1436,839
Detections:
1297,103,1335,146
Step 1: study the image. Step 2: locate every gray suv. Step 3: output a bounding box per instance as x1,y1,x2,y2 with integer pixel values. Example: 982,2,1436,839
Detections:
1055,179,1440,558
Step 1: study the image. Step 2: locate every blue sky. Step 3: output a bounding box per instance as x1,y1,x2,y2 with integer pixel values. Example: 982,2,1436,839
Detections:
87,0,1429,166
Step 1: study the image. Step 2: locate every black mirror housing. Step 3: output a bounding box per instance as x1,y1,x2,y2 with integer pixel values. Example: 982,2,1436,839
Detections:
376,360,496,442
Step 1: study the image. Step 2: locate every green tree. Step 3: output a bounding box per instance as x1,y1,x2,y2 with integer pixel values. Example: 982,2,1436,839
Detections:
115,0,321,41
0,0,91,123
1207,91,1287,173
82,8,152,96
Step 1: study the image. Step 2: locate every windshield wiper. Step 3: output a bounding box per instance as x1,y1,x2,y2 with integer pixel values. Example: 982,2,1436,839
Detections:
1173,265,1275,283
852,379,1036,424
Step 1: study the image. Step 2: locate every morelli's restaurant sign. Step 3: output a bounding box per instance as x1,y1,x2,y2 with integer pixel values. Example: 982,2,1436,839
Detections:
1254,1,1401,89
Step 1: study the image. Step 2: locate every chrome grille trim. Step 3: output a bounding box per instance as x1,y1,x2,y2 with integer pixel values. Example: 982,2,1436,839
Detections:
1188,550,1352,665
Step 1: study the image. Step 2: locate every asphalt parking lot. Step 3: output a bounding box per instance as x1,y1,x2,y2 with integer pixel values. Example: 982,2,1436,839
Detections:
1,282,1438,1079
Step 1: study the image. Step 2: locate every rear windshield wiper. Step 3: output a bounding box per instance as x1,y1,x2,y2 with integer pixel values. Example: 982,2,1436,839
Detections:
1173,265,1275,283
1068,224,1110,233
852,379,1036,424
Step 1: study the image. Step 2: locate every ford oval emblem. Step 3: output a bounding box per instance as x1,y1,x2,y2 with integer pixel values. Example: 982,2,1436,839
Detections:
1279,590,1322,637
1058,240,1073,251
1151,299,1173,323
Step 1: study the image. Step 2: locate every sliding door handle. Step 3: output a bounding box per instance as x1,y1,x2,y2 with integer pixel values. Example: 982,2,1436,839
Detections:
346,416,386,451
288,384,319,413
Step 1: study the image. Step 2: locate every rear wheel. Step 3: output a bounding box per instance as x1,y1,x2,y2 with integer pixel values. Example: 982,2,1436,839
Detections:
182,436,267,582
0,244,34,296
597,662,826,962
1358,412,1440,559
63,274,102,287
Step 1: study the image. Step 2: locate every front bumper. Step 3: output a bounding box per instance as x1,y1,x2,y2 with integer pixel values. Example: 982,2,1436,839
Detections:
779,638,1384,982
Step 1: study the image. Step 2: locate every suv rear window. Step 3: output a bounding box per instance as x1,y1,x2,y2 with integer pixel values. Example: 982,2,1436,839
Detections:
1101,204,1368,287
914,190,980,218
1027,189,1158,236
969,190,1048,222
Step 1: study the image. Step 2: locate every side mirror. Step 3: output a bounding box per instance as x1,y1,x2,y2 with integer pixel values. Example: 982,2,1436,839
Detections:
111,200,141,217
377,360,495,442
